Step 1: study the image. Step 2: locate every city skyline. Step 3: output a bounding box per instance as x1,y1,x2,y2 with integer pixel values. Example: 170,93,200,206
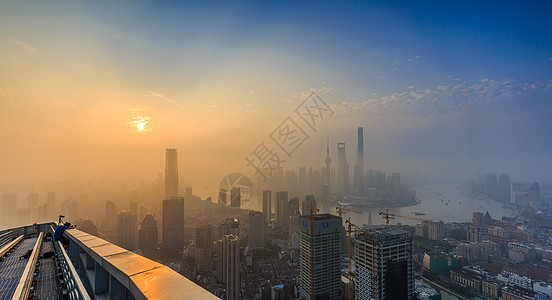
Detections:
0,1,551,194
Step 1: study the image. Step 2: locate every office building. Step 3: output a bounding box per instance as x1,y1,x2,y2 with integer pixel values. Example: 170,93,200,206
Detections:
195,224,214,273
248,211,264,249
117,211,138,251
275,191,289,225
337,143,349,195
139,214,158,258
354,226,414,300
230,187,241,209
262,190,272,222
528,181,540,203
298,214,343,300
162,197,184,256
165,148,179,199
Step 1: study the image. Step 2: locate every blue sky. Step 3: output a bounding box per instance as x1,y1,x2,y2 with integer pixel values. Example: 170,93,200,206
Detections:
0,1,551,190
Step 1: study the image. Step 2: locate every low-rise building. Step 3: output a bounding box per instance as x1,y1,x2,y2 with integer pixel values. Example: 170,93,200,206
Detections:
450,268,483,293
502,285,536,300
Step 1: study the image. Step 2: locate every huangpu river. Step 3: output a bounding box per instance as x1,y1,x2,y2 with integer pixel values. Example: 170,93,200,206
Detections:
321,184,517,226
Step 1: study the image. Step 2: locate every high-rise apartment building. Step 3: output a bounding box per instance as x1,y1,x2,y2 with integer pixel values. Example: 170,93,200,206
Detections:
337,143,349,195
165,148,179,199
219,218,239,239
262,190,272,222
139,214,158,258
195,224,214,273
298,214,343,300
162,197,184,256
248,211,264,249
323,137,331,202
223,235,240,300
354,226,414,300
275,191,289,225
117,211,138,251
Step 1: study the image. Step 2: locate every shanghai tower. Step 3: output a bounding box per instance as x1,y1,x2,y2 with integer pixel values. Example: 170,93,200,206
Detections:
353,127,365,195
165,148,179,199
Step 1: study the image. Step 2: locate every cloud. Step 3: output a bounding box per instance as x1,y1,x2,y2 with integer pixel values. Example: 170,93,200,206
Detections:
148,91,179,106
330,78,552,130
7,37,38,53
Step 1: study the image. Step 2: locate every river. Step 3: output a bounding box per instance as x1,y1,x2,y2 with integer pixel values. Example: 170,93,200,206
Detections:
322,184,517,226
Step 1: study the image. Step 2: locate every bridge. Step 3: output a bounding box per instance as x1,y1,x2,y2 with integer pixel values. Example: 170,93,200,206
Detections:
0,222,218,299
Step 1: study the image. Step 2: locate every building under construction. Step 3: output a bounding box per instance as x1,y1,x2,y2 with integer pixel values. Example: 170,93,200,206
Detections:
353,226,414,300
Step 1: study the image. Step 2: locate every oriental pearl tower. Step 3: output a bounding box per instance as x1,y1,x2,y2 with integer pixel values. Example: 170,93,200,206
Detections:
323,136,331,203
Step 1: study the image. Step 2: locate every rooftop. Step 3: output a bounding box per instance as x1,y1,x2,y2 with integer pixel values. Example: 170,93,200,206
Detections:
0,222,218,300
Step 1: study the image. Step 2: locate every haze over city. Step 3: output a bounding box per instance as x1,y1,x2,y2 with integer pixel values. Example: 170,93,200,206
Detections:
1,1,551,199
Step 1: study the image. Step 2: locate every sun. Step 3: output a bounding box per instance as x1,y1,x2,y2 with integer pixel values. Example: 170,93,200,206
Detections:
130,115,150,132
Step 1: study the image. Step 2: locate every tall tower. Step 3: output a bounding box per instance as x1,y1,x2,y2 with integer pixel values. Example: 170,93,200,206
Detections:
298,213,343,300
248,211,265,249
354,226,414,299
230,187,241,209
275,191,289,225
262,190,272,222
165,148,179,199
223,235,240,300
323,136,331,202
353,127,365,196
162,197,184,257
195,224,214,273
337,143,349,195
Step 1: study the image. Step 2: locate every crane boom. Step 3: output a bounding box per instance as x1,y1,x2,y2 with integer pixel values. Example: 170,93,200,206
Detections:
378,209,429,225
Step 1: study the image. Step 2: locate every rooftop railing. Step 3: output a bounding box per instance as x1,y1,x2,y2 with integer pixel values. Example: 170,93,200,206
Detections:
1,223,218,300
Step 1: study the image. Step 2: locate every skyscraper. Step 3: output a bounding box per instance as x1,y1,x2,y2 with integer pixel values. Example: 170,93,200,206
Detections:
195,224,214,273
139,214,158,258
165,148,179,199
337,143,349,195
298,214,343,300
219,218,239,239
248,211,264,249
223,234,240,300
353,127,365,195
275,191,289,225
218,188,227,205
354,226,414,299
230,187,241,209
117,211,138,251
528,181,540,203
46,192,56,220
262,190,271,222
162,197,184,256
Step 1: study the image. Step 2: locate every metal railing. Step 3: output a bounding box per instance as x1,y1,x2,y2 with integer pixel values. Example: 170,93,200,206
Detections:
12,232,43,300
0,230,12,248
51,226,91,300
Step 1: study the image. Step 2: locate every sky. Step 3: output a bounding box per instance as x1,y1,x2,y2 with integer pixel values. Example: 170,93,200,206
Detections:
1,1,551,196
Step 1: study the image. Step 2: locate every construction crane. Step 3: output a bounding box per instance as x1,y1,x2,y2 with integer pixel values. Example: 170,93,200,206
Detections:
378,209,429,225
335,205,361,218
298,202,319,300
